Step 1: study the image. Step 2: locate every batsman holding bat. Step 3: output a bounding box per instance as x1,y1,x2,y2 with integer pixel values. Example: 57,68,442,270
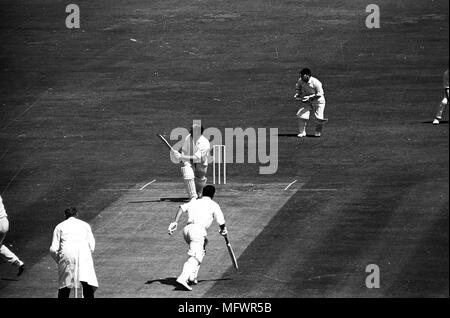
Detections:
168,185,228,291
294,67,327,138
171,122,210,200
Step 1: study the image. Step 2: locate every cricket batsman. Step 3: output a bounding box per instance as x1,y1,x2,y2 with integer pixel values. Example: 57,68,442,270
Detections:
167,185,228,291
172,122,210,200
294,67,327,137
433,68,449,125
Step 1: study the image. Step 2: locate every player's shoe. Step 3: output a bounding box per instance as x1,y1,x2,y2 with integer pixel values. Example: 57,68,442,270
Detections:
188,278,198,285
13,260,25,276
314,132,321,137
176,278,192,291
297,132,306,138
433,118,440,125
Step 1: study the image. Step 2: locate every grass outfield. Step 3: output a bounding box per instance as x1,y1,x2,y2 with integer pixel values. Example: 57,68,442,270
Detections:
0,0,448,297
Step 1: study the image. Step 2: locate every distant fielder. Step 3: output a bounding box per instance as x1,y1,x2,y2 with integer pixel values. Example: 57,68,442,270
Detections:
168,185,228,291
171,123,211,200
433,68,449,125
294,68,327,137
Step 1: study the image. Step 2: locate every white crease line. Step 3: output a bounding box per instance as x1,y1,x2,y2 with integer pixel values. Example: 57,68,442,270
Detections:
298,189,338,191
1,90,49,131
139,179,156,191
99,189,142,191
1,168,23,195
283,180,298,191
0,148,10,162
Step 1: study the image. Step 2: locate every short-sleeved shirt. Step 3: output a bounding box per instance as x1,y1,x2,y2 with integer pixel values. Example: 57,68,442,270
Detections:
180,197,225,231
181,134,210,166
0,195,7,218
444,69,449,89
296,76,326,104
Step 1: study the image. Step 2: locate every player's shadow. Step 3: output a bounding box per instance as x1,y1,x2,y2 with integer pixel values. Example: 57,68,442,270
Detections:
145,277,232,290
277,133,298,137
128,198,190,204
421,120,449,124
1,277,19,282
277,133,321,138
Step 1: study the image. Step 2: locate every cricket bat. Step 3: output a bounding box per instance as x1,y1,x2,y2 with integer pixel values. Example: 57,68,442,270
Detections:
156,134,175,151
223,234,238,270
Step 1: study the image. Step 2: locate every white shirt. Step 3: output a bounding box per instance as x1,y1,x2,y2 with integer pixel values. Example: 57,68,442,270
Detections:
181,134,211,166
0,196,7,218
296,76,326,104
180,197,225,231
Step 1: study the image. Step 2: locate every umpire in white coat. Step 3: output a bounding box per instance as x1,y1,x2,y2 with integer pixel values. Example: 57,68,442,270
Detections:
50,207,98,298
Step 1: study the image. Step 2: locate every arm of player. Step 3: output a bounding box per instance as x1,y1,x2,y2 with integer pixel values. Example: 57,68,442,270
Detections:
294,80,302,100
214,205,227,236
168,207,184,235
306,79,324,101
49,227,61,263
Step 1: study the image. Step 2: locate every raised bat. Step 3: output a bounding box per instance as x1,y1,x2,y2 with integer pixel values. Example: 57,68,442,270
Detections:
156,134,176,151
223,234,238,270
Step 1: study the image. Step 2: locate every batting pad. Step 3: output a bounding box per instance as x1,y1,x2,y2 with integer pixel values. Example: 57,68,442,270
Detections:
184,179,197,199
181,166,195,180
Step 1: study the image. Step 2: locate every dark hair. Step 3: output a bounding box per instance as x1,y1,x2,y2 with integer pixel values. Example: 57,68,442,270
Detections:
300,68,312,76
64,207,78,219
190,124,204,135
202,185,216,199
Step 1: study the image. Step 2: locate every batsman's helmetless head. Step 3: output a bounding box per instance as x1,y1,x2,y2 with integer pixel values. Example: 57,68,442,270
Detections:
300,68,312,81
190,123,205,140
202,185,216,199
64,207,78,219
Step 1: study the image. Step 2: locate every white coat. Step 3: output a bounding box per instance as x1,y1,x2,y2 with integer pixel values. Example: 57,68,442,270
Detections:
49,217,98,289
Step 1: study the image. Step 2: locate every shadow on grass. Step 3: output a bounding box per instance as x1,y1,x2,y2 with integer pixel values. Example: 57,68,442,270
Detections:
145,277,232,290
278,133,321,138
128,198,190,203
421,120,449,124
1,277,19,282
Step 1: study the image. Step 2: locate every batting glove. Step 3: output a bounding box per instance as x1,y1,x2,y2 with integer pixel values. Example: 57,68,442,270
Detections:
172,150,182,160
219,227,228,236
168,222,178,235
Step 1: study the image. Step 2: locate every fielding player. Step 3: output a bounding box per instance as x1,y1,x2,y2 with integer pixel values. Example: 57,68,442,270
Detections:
0,195,25,276
433,68,449,125
172,123,210,200
294,68,327,137
50,207,98,298
168,185,228,291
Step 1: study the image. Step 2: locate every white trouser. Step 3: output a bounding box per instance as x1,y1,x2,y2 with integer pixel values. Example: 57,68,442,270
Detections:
435,97,448,119
0,217,21,267
178,224,207,282
297,102,326,134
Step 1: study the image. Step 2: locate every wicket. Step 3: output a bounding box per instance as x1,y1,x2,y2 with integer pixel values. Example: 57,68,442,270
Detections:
212,145,226,184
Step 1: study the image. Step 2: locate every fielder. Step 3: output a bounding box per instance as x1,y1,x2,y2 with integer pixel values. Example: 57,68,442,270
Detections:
172,123,211,200
167,185,228,291
433,68,449,125
294,68,327,137
0,195,25,276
